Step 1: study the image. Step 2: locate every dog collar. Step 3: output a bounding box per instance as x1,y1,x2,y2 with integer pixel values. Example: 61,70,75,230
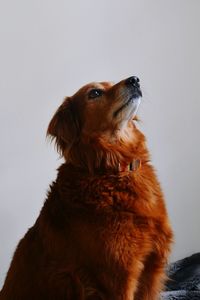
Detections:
118,159,141,172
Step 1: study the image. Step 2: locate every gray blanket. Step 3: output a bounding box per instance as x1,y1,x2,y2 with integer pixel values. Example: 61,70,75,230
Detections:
161,253,200,299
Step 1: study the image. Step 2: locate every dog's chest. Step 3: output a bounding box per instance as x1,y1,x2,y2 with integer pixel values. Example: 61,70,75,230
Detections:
65,173,155,266
69,171,157,216
78,173,139,211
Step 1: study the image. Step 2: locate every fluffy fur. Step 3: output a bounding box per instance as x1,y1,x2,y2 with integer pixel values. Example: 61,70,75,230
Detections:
0,77,173,300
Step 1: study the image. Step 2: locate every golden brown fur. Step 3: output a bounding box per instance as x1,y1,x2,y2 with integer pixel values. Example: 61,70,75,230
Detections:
0,77,173,299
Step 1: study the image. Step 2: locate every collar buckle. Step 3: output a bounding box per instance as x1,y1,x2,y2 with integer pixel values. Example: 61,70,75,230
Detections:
119,159,141,172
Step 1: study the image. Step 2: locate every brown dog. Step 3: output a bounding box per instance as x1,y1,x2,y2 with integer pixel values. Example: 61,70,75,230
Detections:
0,77,173,300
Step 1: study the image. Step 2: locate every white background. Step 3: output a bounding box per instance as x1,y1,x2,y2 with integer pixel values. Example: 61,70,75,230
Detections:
0,0,200,288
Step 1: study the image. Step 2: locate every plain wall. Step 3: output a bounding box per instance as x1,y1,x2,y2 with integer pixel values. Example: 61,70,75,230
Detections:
0,0,200,288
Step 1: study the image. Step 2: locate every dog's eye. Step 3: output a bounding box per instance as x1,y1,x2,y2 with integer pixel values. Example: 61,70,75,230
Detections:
88,89,103,99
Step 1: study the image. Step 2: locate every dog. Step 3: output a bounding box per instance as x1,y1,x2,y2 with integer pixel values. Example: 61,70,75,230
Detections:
0,76,173,300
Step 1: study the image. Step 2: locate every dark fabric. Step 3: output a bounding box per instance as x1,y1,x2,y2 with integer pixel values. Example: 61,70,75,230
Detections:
161,253,200,299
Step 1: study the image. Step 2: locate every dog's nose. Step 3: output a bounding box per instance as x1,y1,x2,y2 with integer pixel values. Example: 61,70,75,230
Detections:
125,76,140,88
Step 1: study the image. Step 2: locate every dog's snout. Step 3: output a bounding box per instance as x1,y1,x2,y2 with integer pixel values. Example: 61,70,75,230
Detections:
125,76,140,88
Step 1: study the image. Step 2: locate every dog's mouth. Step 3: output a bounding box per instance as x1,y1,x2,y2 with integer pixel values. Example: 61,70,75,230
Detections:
113,89,142,118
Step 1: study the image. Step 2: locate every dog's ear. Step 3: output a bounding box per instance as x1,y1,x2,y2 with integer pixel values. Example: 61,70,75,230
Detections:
47,97,79,157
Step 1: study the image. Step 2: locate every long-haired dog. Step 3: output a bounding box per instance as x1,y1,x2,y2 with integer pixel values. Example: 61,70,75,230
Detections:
0,76,173,300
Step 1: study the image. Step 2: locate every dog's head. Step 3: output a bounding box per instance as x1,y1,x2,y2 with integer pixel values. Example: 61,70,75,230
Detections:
47,77,146,172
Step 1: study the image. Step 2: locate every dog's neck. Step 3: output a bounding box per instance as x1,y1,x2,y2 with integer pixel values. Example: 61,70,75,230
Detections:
63,144,146,175
58,159,142,180
62,125,149,174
